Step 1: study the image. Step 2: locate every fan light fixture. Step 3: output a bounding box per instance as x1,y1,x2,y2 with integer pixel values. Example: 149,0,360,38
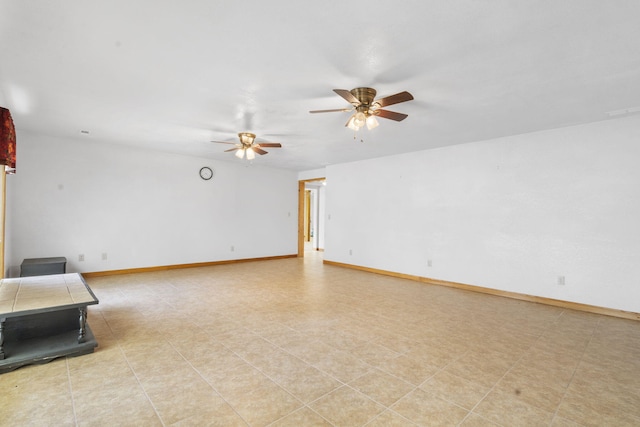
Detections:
310,87,413,136
232,146,257,160
366,115,379,129
347,109,379,131
233,133,257,160
212,132,282,159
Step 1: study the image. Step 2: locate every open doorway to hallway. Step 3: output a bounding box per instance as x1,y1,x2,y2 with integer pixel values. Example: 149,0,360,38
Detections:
298,178,325,257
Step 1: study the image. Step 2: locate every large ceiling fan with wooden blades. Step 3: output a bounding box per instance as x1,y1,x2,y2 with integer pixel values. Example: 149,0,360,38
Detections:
211,132,281,160
310,87,414,131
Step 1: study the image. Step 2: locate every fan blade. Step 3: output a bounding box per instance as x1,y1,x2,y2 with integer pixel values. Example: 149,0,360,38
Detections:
224,147,239,152
309,108,353,114
253,147,268,155
333,89,360,105
256,142,281,148
373,91,414,108
375,109,409,121
211,140,237,145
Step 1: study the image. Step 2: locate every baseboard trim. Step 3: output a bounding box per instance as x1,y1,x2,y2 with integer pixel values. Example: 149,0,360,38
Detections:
323,260,640,321
82,254,298,278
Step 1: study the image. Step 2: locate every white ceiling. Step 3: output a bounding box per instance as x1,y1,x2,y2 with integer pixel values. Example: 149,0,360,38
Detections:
1,1,639,171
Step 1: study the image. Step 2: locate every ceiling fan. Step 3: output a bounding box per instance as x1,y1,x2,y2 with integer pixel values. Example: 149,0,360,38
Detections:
211,132,282,160
310,87,414,131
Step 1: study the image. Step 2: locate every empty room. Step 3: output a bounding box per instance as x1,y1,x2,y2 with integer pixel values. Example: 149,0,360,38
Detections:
1,1,639,426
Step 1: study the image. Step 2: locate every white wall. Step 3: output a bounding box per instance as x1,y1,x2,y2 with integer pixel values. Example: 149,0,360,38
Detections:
308,188,318,248
298,168,325,181
318,185,326,250
325,115,640,313
5,131,298,276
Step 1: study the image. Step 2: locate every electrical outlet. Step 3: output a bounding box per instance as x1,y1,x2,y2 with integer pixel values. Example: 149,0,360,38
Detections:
349,249,352,256
78,254,84,262
557,275,565,285
427,259,432,267
102,252,108,261
230,245,235,252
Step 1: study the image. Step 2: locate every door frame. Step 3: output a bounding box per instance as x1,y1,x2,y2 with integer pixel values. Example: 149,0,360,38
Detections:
297,177,326,257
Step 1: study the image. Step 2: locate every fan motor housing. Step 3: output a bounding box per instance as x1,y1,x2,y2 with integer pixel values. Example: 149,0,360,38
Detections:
238,132,256,146
350,87,377,106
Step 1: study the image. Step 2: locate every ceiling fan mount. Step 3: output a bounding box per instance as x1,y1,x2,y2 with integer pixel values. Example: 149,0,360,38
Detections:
310,87,414,131
350,87,378,106
238,132,256,147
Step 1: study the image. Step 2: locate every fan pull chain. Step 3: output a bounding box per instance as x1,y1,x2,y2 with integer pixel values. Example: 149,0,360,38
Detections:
351,129,366,143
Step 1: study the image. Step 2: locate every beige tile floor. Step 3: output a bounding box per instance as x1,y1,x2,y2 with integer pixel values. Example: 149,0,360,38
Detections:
1,252,639,426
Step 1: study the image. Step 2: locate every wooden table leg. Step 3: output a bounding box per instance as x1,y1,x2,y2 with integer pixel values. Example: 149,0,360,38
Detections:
78,308,87,343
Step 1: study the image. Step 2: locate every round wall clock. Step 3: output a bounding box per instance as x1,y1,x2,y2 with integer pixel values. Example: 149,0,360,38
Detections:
199,166,214,180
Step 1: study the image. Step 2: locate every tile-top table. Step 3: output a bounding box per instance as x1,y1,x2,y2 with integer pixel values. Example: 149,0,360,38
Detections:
0,273,99,373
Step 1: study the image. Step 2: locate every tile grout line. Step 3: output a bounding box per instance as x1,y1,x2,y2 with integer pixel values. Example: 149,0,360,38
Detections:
195,274,468,425
549,313,600,426
348,345,473,426
453,312,570,427
65,358,79,427
166,339,251,427
205,320,353,385
197,317,390,426
409,349,493,427
363,408,420,427
220,333,346,426
99,306,167,427
265,404,334,427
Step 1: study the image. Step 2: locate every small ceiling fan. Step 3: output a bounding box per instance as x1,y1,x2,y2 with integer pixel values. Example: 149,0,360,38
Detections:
310,87,414,131
211,132,282,160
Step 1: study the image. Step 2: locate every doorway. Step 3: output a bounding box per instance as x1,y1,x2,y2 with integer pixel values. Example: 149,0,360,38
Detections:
297,178,326,257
